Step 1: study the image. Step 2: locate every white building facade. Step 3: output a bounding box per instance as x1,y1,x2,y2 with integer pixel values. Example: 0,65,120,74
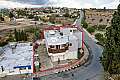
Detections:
44,26,83,62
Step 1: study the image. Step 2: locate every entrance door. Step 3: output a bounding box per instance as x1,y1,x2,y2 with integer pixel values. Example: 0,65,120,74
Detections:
56,45,60,49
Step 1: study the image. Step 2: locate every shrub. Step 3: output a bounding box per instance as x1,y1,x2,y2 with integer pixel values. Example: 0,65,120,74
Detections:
87,27,95,33
95,33,103,41
81,19,88,28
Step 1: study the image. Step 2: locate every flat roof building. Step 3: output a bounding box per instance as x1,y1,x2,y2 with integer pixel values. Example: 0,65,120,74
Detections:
0,42,33,76
44,26,83,62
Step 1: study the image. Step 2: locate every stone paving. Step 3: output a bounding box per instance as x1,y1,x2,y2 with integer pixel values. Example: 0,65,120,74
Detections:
36,44,53,70
34,43,89,77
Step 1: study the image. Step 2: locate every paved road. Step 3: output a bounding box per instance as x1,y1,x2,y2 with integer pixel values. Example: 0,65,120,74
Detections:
39,10,104,80
69,10,104,80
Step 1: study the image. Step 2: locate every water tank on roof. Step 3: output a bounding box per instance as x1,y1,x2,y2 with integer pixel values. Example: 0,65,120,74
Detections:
49,30,55,35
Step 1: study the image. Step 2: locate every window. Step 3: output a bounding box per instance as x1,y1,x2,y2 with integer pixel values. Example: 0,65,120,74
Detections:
56,45,60,49
66,42,69,46
50,45,54,48
19,67,26,70
63,55,64,59
28,66,31,69
73,30,77,33
62,44,66,47
69,43,72,46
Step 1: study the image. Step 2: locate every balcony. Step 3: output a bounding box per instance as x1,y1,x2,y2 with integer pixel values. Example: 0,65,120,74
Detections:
48,46,69,53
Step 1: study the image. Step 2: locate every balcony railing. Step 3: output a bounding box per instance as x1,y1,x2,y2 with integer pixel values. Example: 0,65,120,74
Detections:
48,46,69,53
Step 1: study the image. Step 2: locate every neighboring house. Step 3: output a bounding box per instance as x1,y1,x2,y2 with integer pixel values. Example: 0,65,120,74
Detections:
0,42,33,75
44,26,83,62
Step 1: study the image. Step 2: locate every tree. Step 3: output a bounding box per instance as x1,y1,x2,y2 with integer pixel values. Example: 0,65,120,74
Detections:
98,25,106,31
7,33,15,42
18,30,22,41
81,19,88,28
14,29,28,41
0,17,4,21
104,7,106,11
87,27,95,33
28,14,34,19
21,30,24,41
49,15,56,24
95,33,103,40
14,28,18,41
95,33,105,45
99,19,103,22
0,41,8,47
63,9,70,17
101,4,120,75
16,9,27,18
9,12,14,18
24,32,27,41
34,16,39,21
34,31,40,40
63,12,70,17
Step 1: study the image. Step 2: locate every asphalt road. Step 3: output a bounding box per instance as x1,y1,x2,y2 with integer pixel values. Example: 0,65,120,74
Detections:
70,10,104,80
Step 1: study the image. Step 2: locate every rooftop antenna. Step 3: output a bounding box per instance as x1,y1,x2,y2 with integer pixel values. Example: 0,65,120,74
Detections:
47,0,54,8
46,0,61,11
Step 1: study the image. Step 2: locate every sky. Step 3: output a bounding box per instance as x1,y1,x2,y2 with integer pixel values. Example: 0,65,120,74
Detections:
0,0,119,9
